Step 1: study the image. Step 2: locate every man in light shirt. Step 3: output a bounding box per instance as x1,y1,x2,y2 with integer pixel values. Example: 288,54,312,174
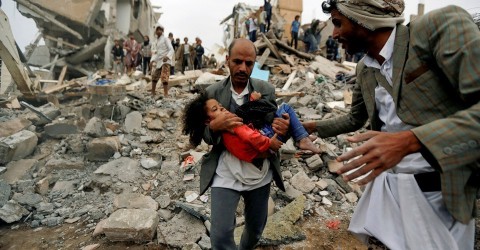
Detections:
303,0,480,249
150,25,174,97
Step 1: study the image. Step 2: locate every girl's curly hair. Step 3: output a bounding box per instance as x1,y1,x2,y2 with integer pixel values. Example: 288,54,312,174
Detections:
182,92,209,147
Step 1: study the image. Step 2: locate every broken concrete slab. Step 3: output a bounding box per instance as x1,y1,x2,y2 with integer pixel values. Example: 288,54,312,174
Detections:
1,159,38,185
35,178,49,195
113,193,158,211
12,192,44,207
146,119,163,130
235,195,306,246
45,158,85,173
157,210,206,248
198,234,212,250
328,160,343,173
140,158,161,169
0,200,29,223
86,136,120,161
345,192,358,203
0,181,11,207
0,130,38,164
94,157,142,183
305,154,323,171
84,117,108,137
290,171,316,193
0,118,32,138
283,183,303,200
44,123,79,138
125,111,142,134
51,180,76,194
103,209,159,242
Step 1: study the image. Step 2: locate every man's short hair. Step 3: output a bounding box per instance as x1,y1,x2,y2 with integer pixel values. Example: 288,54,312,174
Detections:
228,39,256,55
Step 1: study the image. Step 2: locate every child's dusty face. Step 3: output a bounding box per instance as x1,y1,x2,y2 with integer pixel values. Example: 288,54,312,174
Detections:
205,99,226,121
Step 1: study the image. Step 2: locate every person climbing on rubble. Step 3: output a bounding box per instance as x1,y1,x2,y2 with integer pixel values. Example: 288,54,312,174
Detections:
150,25,174,97
302,0,480,249
111,39,124,76
182,91,321,163
123,34,141,75
303,19,322,53
194,38,290,250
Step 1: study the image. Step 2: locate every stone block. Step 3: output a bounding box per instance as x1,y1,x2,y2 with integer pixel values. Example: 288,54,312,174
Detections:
305,154,323,171
0,118,32,138
44,123,78,138
124,111,142,133
0,181,11,207
315,179,329,190
1,159,38,185
0,130,38,164
328,160,343,173
0,200,29,223
45,158,85,173
84,117,108,137
297,95,313,107
113,193,158,211
157,210,206,248
345,192,358,203
86,137,120,161
290,171,315,193
103,209,159,241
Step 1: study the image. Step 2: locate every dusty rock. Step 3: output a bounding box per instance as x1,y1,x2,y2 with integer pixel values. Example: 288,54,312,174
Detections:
345,192,358,203
281,170,293,179
0,200,29,223
268,196,275,216
0,118,32,138
157,210,206,248
103,209,159,241
35,178,49,195
157,209,173,221
94,157,142,183
36,202,54,213
51,180,76,193
0,181,11,207
84,117,108,137
328,160,343,173
45,158,84,172
283,183,303,200
305,154,323,171
86,136,120,161
297,95,313,107
82,244,100,250
113,193,158,210
44,123,78,138
322,197,333,206
290,171,315,193
65,217,81,224
235,195,306,245
315,179,329,190
92,219,107,237
146,119,163,130
183,243,202,250
41,216,63,227
140,158,161,169
156,195,171,209
0,130,38,164
2,159,38,185
12,192,43,207
198,234,212,250
125,111,142,133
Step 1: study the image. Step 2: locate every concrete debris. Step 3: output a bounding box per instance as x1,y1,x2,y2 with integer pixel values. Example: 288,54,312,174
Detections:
0,130,38,164
103,209,159,242
84,117,108,138
0,200,29,223
290,171,316,193
0,181,11,207
2,159,38,185
157,210,206,248
113,193,158,211
86,137,120,161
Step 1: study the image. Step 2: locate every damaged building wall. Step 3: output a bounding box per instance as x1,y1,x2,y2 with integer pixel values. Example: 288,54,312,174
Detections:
277,0,302,41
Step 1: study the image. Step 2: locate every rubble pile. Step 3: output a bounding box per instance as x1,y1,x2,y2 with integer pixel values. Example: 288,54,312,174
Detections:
0,36,367,249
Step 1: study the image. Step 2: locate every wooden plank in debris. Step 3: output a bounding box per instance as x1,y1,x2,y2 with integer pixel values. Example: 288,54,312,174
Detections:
44,35,80,49
283,53,296,67
274,39,315,61
254,40,267,51
43,82,75,94
260,33,287,64
257,48,271,68
57,65,68,85
275,91,305,97
282,70,298,91
278,64,291,74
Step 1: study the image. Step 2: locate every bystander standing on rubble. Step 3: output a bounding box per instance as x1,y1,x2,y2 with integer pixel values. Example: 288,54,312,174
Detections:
325,35,338,61
111,39,124,76
258,6,267,33
194,38,205,70
303,0,480,248
199,38,290,249
150,25,174,97
264,0,272,32
177,37,193,74
208,54,217,69
247,14,258,42
141,35,152,75
123,34,142,75
168,32,178,74
290,15,301,50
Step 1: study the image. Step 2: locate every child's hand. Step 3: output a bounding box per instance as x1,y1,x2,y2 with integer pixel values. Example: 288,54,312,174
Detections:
269,133,283,151
250,91,262,101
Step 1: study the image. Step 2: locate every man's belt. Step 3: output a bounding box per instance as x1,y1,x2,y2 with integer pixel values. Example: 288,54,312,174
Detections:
414,171,441,192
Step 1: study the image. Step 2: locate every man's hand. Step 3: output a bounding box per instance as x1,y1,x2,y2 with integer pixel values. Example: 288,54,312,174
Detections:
273,113,290,136
269,133,283,151
336,130,422,185
302,121,317,134
209,112,243,133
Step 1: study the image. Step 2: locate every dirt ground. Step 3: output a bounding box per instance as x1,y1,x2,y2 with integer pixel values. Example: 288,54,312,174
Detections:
0,202,478,249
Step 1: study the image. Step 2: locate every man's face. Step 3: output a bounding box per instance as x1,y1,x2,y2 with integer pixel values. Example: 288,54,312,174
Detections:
331,9,369,55
184,38,188,44
155,28,163,37
129,35,134,40
227,40,256,86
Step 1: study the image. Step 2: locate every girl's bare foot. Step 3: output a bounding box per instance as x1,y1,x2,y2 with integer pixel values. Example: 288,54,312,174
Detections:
308,134,318,141
297,137,321,154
